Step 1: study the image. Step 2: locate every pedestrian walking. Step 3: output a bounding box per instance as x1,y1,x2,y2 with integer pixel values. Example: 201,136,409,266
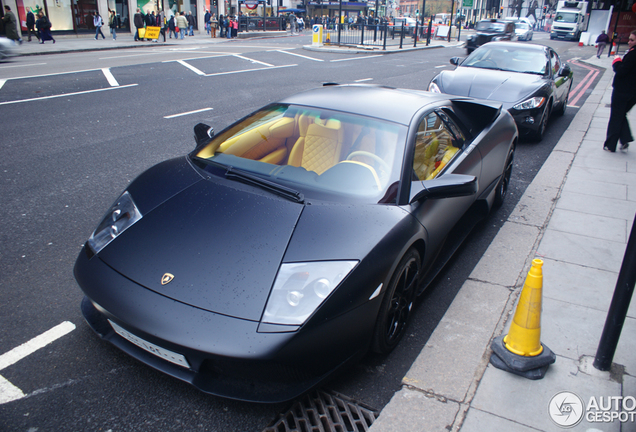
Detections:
231,16,238,38
108,10,119,40
2,6,22,45
168,14,176,38
204,9,211,34
210,15,218,38
36,11,55,44
93,12,106,39
26,9,39,42
176,12,188,39
134,8,144,41
596,30,610,58
187,11,195,36
603,29,636,153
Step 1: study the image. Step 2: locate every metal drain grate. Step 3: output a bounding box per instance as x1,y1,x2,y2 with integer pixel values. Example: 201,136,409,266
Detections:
262,389,379,432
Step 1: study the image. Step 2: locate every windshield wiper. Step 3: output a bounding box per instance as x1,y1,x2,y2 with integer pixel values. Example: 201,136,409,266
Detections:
225,166,305,203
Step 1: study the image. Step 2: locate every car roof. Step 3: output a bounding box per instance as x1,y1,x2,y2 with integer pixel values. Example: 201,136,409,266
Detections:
279,85,455,125
476,41,548,52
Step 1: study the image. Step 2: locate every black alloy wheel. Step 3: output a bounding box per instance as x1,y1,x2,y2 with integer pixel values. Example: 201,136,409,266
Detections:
557,83,571,117
372,249,422,354
533,103,551,142
494,145,515,207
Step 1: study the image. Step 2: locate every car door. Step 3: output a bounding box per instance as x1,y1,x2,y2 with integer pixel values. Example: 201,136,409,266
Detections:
406,109,482,265
550,48,571,104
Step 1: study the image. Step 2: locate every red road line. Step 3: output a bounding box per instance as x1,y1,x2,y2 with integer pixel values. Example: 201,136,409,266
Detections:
568,60,600,107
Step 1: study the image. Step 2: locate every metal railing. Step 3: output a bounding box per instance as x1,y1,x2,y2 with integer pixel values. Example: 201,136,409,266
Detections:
322,22,435,50
239,17,284,32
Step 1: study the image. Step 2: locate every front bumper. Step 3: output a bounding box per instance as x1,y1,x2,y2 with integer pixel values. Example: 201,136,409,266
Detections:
509,106,545,135
74,247,372,403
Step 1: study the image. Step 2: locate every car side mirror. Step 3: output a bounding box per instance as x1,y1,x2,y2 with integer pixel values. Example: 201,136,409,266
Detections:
194,123,214,147
409,174,478,204
558,64,571,77
450,56,462,66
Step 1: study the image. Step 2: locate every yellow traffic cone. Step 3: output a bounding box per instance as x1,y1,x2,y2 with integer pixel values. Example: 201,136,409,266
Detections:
503,258,544,356
490,258,556,380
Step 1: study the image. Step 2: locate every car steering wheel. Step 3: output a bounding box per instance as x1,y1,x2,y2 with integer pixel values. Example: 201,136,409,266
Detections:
346,151,391,173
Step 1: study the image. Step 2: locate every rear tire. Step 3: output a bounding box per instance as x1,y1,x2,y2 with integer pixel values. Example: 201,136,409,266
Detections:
494,146,515,207
372,249,421,354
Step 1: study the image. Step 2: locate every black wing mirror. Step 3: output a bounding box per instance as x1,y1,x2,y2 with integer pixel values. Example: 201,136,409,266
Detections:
194,123,214,147
410,174,478,204
558,64,572,77
450,56,462,66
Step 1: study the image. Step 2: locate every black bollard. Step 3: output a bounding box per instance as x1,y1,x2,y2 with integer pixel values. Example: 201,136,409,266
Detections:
593,212,636,371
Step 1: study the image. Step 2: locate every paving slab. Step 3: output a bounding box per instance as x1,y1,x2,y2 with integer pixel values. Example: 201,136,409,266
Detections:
547,208,628,243
367,388,461,432
471,357,622,432
469,222,540,288
536,229,626,273
508,183,560,228
402,280,511,402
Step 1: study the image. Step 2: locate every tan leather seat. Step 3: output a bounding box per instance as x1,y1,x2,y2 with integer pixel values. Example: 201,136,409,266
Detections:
288,119,344,175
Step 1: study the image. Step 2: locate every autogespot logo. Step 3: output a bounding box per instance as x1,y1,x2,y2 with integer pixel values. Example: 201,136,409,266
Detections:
549,391,585,428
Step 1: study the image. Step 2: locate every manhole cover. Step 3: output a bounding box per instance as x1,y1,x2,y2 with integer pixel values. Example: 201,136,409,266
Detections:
263,389,378,432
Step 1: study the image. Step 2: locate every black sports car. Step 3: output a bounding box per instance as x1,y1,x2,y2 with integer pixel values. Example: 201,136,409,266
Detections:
429,42,573,141
465,19,516,54
74,84,517,403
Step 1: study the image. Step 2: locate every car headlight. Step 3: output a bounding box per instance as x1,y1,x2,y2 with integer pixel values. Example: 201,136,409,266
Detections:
512,96,546,110
428,82,441,93
262,261,358,325
87,191,142,254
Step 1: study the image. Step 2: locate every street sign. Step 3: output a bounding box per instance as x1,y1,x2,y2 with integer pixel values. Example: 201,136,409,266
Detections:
462,0,473,8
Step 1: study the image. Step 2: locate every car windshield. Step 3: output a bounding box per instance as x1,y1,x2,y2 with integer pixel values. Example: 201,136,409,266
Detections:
515,22,529,30
193,104,407,203
463,45,548,75
476,21,505,31
555,12,578,23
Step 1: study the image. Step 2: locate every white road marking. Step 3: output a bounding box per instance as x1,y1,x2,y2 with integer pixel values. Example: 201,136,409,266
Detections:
0,84,138,106
177,59,206,75
354,78,374,82
164,107,213,119
0,321,76,405
435,64,447,68
101,68,119,86
330,55,383,62
201,64,297,77
275,49,324,62
0,62,47,69
233,54,273,67
0,79,5,90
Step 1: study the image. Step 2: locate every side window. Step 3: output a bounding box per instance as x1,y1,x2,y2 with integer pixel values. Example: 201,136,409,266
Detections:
550,50,560,76
412,112,460,181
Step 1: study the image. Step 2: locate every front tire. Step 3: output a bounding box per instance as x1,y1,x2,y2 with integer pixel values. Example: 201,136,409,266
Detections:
533,103,551,142
372,249,421,354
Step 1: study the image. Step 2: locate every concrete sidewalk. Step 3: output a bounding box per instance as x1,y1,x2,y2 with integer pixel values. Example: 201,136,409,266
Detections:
8,29,463,57
370,55,636,432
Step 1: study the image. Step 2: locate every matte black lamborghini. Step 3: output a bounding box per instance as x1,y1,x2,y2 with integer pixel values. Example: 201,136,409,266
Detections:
74,84,517,403
429,42,573,141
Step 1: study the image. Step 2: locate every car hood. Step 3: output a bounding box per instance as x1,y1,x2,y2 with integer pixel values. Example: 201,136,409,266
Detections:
98,173,304,322
436,67,545,105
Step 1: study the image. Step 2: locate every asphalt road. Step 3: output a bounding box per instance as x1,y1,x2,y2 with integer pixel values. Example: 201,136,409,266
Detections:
0,33,605,431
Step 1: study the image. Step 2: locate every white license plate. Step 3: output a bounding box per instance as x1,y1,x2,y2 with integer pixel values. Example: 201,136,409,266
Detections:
109,320,191,369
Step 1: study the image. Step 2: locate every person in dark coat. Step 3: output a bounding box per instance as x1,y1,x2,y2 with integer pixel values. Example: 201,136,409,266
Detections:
168,14,176,38
604,30,636,152
36,11,55,44
2,6,22,44
26,10,39,42
596,30,610,59
134,8,144,41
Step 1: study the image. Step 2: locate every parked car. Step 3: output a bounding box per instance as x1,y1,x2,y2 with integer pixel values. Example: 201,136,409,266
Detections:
75,84,517,403
429,42,573,141
514,21,534,40
465,19,516,53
